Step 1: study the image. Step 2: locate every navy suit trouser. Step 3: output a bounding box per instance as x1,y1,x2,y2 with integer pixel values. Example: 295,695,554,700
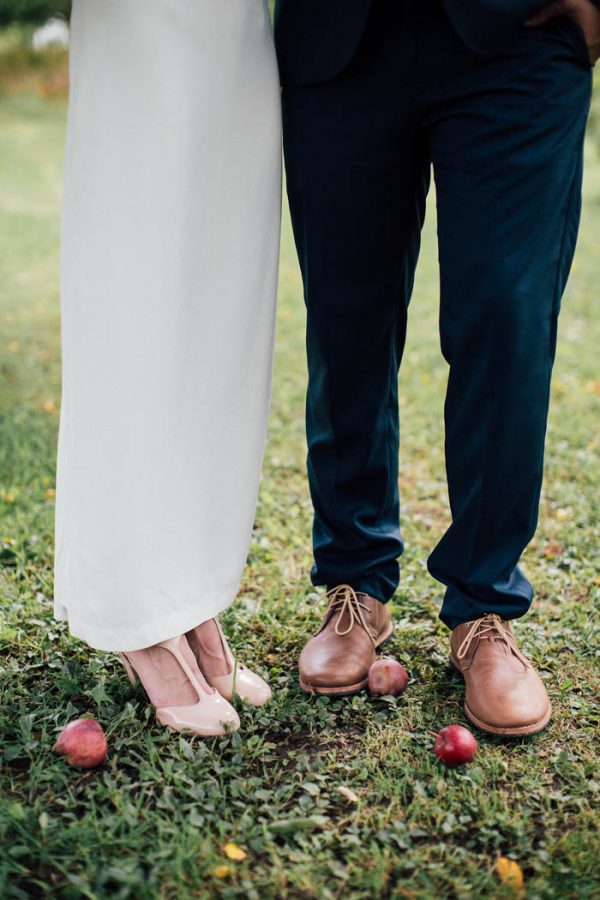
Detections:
282,0,592,628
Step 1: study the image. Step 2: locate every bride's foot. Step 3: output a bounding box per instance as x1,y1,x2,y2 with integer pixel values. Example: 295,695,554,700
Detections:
186,618,272,707
120,634,240,736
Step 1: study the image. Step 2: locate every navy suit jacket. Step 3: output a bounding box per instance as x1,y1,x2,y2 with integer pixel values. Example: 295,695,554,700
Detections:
274,0,557,85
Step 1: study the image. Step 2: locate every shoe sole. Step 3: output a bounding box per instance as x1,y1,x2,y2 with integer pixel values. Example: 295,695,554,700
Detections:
299,622,394,696
449,655,552,737
156,709,238,737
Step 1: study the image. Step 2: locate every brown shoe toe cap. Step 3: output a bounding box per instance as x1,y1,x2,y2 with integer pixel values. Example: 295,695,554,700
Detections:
299,643,372,691
466,676,551,732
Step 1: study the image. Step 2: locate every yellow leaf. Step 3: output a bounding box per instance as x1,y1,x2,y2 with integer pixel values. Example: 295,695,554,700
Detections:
223,843,248,862
213,866,231,879
555,508,569,522
43,399,57,413
45,488,56,500
8,341,19,353
496,857,525,891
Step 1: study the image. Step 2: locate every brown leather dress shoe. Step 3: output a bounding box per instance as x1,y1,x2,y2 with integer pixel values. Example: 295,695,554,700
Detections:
450,614,551,737
299,585,393,695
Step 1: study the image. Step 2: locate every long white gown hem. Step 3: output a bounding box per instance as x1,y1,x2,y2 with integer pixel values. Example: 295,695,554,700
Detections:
54,587,239,653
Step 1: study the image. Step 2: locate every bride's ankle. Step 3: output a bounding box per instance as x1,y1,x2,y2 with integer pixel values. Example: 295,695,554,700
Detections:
125,642,199,707
186,619,231,677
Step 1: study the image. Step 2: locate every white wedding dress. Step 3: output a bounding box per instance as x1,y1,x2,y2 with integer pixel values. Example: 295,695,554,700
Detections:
54,0,281,651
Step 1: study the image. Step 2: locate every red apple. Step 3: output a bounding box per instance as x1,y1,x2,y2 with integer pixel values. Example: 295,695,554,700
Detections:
434,725,477,766
368,658,409,696
54,718,108,768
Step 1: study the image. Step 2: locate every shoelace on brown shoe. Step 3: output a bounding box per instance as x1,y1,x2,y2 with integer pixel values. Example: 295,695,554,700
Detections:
457,613,529,668
323,585,376,643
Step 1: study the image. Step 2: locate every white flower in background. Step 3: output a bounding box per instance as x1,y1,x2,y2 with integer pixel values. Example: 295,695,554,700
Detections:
32,17,70,52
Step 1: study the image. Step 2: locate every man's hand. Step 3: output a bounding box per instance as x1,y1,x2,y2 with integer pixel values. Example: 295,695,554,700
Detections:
527,0,600,64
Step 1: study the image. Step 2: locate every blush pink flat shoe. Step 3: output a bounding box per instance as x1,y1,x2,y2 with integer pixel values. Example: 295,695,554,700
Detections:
119,634,240,736
186,618,272,707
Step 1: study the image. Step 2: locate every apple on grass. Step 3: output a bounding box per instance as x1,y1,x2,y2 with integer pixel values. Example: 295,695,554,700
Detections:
54,718,108,768
434,725,477,766
368,658,409,696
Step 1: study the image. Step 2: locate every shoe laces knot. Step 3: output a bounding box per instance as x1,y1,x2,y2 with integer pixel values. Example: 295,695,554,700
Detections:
324,585,376,643
456,613,528,668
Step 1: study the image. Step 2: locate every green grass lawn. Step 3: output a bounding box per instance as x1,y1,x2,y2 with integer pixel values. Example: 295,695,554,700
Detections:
1,80,599,898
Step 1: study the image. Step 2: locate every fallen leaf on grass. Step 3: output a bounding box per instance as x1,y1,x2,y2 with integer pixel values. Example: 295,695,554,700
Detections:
543,541,562,559
213,866,231,878
223,843,248,861
336,786,359,803
496,857,525,891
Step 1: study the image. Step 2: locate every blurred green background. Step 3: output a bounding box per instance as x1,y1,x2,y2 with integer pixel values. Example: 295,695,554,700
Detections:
0,1,70,27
